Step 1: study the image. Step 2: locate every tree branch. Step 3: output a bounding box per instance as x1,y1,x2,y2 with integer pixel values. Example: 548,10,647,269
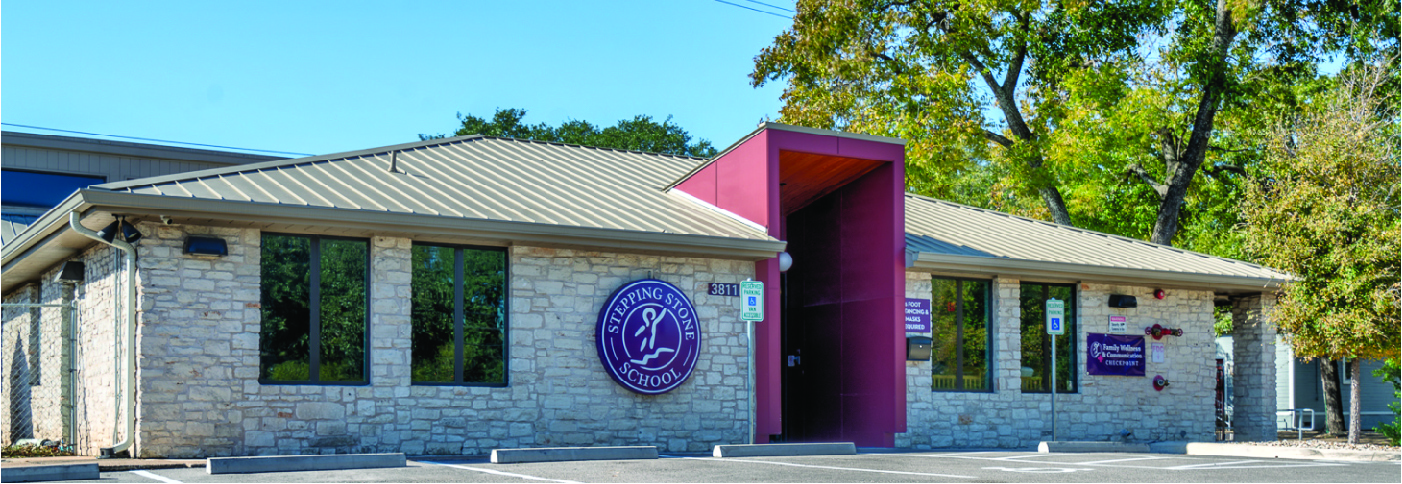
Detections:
983,130,1014,147
1003,11,1031,93
1126,163,1169,199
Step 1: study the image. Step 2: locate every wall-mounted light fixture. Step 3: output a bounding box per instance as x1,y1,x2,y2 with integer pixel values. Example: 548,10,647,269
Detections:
56,261,85,283
184,236,229,258
1108,294,1138,308
777,252,793,272
96,217,143,244
1154,288,1166,300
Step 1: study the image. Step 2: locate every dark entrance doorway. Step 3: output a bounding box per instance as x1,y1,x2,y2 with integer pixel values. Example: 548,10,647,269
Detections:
777,161,903,446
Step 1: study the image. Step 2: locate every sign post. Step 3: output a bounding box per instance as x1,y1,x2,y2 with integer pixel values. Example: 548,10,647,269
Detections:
1046,299,1065,441
739,280,764,444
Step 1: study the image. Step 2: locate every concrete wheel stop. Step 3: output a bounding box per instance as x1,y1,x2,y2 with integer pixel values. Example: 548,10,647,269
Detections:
0,462,100,483
712,442,857,457
1037,441,1152,453
206,453,406,474
490,446,659,464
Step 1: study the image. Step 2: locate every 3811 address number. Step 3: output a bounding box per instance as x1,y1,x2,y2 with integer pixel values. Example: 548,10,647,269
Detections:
708,283,740,297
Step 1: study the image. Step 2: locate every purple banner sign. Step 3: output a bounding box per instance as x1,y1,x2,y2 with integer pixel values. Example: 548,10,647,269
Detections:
596,279,702,395
904,298,931,333
1086,333,1146,376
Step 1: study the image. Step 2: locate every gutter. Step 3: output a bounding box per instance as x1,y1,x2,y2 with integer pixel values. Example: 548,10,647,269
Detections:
910,252,1292,293
67,211,137,457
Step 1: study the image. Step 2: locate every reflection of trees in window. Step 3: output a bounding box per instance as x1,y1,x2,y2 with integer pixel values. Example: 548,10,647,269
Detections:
1020,283,1076,393
260,234,368,383
411,244,507,385
931,278,991,391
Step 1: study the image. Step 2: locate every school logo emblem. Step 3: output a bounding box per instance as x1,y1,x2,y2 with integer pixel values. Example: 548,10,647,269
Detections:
596,279,701,395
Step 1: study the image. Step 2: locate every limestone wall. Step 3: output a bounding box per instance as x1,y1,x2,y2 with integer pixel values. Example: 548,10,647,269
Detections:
130,223,755,457
2,242,122,455
899,272,1219,448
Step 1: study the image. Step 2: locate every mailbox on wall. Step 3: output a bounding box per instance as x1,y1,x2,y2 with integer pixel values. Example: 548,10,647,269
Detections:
907,336,932,361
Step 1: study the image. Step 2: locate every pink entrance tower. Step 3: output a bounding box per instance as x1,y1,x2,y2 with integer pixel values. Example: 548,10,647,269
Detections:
671,123,907,447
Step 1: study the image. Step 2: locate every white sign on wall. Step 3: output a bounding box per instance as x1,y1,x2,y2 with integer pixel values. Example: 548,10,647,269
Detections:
1109,315,1128,333
1151,343,1165,363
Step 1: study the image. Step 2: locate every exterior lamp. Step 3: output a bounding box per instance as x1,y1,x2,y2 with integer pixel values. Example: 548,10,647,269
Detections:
184,236,229,258
96,218,144,244
56,261,85,283
777,252,793,272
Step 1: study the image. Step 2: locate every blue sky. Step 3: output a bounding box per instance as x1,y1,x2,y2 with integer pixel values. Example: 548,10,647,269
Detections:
2,1,796,156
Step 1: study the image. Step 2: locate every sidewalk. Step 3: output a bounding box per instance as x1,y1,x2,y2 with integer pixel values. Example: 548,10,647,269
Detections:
0,455,204,472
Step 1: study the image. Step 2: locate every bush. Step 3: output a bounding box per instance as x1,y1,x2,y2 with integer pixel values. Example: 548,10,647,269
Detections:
1373,358,1401,446
1,443,75,458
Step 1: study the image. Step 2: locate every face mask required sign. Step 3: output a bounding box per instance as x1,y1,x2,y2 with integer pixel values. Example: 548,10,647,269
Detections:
1085,333,1146,376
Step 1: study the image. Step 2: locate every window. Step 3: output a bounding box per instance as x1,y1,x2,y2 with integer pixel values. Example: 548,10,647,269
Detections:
930,278,991,391
260,234,369,384
411,243,507,385
1,170,105,208
1020,283,1076,393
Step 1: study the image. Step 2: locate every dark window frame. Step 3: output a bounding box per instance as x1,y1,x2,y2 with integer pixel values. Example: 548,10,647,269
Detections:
930,277,994,393
258,233,372,386
1020,282,1078,394
410,242,509,387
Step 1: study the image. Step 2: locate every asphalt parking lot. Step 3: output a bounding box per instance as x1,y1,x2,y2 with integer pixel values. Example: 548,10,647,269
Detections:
81,451,1400,483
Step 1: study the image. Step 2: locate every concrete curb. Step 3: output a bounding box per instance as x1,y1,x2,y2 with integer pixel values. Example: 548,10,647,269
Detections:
1037,441,1150,453
1182,442,1401,462
0,462,100,483
490,446,658,464
206,453,406,474
712,443,857,457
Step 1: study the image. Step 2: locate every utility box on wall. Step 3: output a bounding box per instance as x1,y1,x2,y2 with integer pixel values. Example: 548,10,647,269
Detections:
907,336,932,361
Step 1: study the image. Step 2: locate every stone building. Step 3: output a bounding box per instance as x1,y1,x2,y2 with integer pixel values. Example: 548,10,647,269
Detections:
1,124,1288,457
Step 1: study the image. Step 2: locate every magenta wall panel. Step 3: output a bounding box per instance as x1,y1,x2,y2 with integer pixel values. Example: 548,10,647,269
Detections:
675,163,718,205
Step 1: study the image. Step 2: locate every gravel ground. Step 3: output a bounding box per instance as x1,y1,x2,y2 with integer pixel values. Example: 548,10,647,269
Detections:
1228,431,1401,452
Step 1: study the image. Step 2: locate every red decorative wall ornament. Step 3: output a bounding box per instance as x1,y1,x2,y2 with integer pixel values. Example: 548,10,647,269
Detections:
1145,324,1182,340
1153,375,1170,391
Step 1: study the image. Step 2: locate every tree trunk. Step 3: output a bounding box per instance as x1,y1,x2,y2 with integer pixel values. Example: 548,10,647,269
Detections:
1149,0,1237,246
1349,359,1362,444
1321,359,1346,436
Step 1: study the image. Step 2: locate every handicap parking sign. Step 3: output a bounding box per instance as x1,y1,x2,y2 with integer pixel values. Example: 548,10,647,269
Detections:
740,281,764,321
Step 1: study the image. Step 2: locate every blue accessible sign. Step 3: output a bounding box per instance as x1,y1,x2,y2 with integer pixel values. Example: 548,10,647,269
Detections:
596,279,702,395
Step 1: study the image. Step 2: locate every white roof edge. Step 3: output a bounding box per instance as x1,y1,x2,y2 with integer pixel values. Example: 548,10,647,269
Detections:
911,252,1290,292
667,188,769,234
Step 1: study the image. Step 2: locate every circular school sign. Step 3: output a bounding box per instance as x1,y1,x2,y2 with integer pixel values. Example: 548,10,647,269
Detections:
596,279,701,395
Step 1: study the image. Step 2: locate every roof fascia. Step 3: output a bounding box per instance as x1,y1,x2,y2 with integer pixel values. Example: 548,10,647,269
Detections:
666,122,908,190
1,194,91,268
75,191,788,259
911,252,1288,293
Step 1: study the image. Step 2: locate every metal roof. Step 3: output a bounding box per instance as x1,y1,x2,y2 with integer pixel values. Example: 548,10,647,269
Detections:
108,135,775,241
0,214,39,246
904,194,1292,292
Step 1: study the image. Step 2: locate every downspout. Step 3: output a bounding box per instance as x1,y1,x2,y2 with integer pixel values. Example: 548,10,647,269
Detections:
68,211,138,457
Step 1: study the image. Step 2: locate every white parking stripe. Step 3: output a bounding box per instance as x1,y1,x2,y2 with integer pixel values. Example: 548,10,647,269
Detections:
1073,456,1174,465
417,460,582,483
668,456,976,479
129,470,182,484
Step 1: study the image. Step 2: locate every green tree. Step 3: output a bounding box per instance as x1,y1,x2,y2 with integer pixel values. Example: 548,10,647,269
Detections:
421,108,718,158
1241,65,1400,444
751,0,1395,249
